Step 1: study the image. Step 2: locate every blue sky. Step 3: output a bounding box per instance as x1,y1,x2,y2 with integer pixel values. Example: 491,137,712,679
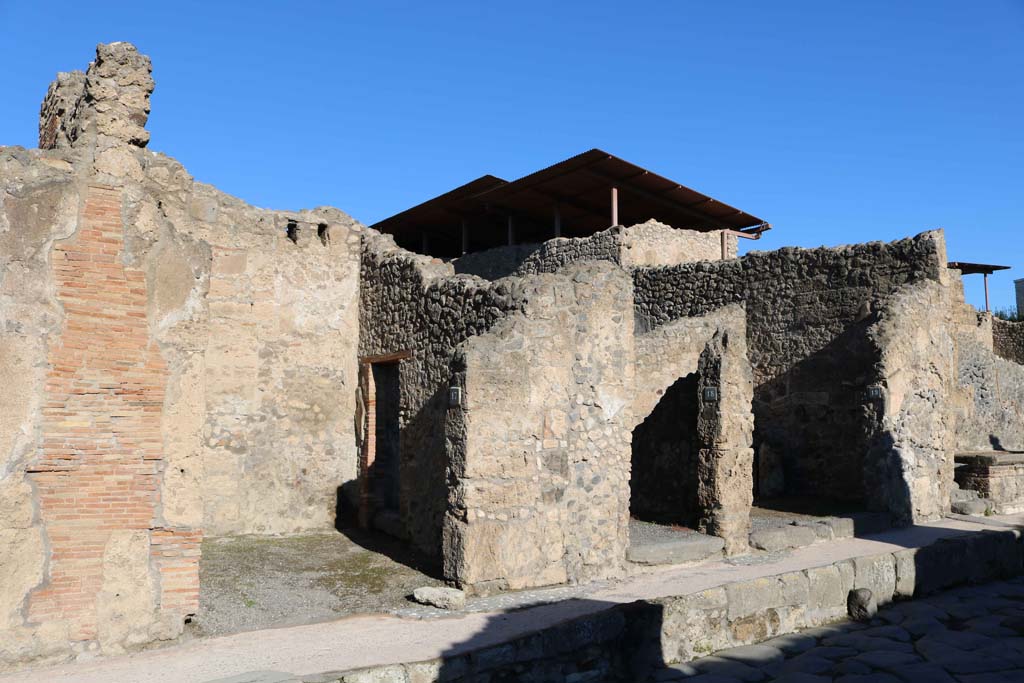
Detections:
2,1,1022,311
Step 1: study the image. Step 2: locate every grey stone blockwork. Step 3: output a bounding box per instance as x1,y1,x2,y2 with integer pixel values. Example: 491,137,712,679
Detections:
994,318,1024,365
452,220,733,281
632,234,944,505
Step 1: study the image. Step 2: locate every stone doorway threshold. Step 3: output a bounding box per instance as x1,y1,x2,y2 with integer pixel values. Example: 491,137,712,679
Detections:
4,514,1023,683
627,518,725,566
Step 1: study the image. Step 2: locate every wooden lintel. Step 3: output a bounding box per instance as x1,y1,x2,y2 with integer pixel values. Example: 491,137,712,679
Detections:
360,350,413,365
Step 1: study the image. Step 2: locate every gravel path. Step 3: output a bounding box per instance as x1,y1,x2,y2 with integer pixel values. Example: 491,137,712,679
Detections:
643,577,1024,682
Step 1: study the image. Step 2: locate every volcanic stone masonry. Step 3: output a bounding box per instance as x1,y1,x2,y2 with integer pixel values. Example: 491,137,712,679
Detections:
2,41,1024,669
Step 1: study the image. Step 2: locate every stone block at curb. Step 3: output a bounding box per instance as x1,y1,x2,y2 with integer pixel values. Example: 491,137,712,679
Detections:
749,525,817,552
627,534,725,565
852,554,896,606
411,587,466,611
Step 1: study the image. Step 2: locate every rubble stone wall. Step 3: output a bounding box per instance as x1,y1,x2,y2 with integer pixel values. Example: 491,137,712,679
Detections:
958,336,1024,453
358,234,525,558
864,275,969,523
445,263,635,591
632,233,944,505
994,318,1024,365
452,221,734,281
632,305,753,553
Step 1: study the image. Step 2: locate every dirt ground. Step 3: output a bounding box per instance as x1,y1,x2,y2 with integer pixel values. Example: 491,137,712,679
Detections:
194,530,443,637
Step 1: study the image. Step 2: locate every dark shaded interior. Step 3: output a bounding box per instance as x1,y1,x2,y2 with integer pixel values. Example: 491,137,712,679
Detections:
630,374,700,526
371,362,401,514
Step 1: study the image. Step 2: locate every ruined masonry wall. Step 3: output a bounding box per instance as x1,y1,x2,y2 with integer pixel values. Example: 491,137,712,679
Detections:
865,276,967,524
633,233,944,504
446,263,635,591
632,305,753,553
452,221,734,281
1,42,363,668
27,184,200,646
958,335,1024,453
358,235,524,559
994,318,1024,366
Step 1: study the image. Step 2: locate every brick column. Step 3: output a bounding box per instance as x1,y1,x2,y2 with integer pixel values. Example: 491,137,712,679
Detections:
26,185,199,642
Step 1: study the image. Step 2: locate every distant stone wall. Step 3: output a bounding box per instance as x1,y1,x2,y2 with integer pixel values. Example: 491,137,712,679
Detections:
452,221,733,281
994,318,1024,365
358,235,524,560
958,338,1024,453
632,233,945,505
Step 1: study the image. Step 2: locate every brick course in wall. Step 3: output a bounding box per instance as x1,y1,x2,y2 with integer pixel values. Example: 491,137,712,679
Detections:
25,185,199,641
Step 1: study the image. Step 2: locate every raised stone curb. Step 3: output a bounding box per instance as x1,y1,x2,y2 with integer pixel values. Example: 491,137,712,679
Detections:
313,528,1024,682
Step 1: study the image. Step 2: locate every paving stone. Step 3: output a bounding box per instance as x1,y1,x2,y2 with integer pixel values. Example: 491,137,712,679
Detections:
956,673,1024,683
887,662,957,683
901,616,947,638
651,662,700,679
820,634,914,653
760,633,818,655
769,675,830,683
711,644,784,667
858,624,911,642
834,660,873,675
780,654,834,675
692,655,766,681
850,650,921,669
833,674,901,683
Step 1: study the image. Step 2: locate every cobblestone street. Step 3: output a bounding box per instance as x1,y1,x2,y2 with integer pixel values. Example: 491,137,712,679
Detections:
646,577,1024,683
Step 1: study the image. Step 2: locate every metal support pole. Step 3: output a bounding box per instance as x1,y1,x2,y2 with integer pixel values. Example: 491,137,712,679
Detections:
507,216,514,246
720,231,728,260
554,206,562,237
611,187,619,227
461,220,468,255
421,233,430,255
985,273,991,312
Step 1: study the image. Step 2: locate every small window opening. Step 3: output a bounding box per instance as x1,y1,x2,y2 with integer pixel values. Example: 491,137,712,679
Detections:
286,220,299,244
318,223,330,246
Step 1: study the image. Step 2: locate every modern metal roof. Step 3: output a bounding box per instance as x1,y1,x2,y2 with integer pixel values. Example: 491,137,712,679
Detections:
372,149,768,257
948,262,1011,276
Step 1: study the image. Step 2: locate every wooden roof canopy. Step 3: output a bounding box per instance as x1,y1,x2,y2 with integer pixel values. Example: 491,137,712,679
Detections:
372,149,769,258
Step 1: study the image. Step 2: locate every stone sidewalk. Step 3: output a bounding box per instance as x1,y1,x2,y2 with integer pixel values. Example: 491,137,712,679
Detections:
645,576,1024,682
2,514,1022,683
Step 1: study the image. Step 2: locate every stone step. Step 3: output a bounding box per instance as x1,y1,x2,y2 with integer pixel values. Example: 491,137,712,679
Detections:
951,498,990,516
951,486,980,503
627,534,725,566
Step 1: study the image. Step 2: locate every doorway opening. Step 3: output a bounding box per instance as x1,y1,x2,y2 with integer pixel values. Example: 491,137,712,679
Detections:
628,372,723,564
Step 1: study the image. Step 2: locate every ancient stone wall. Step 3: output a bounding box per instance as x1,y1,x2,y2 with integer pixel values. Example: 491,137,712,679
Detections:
0,44,363,668
958,335,1024,453
358,234,524,558
452,221,734,281
445,263,635,591
864,276,968,523
632,305,753,553
994,318,1024,365
632,233,944,506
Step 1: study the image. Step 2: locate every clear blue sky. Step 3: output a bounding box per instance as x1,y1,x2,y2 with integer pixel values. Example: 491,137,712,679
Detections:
2,1,1022,311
